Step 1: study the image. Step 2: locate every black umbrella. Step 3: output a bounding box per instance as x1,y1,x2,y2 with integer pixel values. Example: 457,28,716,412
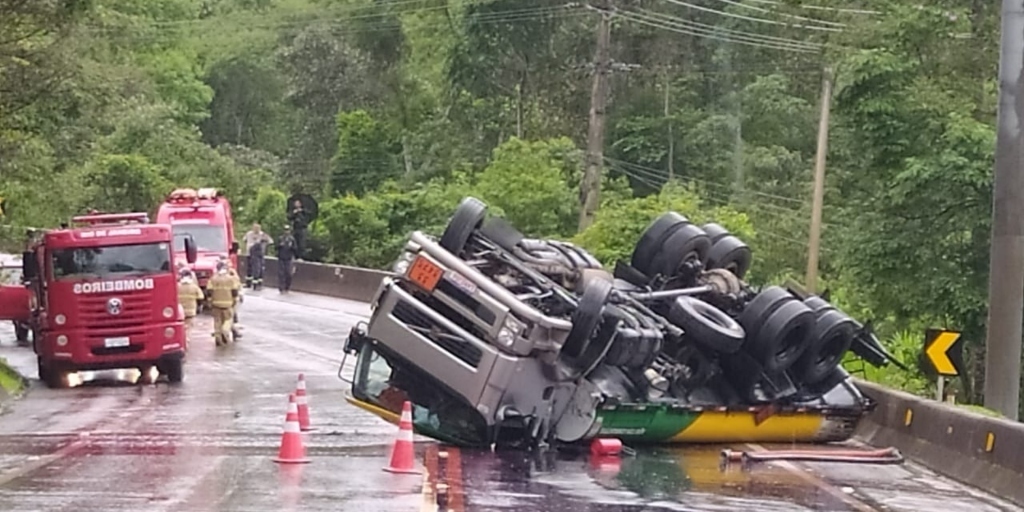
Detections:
286,193,319,225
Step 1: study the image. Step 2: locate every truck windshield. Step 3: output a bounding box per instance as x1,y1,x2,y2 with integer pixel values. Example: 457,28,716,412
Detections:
171,225,227,253
51,242,171,280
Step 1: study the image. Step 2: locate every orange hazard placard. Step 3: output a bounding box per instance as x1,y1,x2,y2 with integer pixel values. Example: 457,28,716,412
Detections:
407,255,443,292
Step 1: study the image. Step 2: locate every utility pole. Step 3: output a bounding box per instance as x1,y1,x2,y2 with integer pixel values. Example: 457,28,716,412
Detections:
984,0,1024,421
578,1,614,232
664,71,674,181
805,67,833,295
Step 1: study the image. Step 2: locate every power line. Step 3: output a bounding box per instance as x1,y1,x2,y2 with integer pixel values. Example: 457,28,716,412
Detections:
77,3,578,35
661,0,842,33
619,11,819,53
711,0,846,28
743,0,881,15
629,8,822,50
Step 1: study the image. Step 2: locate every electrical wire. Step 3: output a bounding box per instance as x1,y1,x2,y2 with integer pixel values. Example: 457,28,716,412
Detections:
633,7,823,50
711,0,846,28
661,0,842,33
743,0,881,15
618,11,819,54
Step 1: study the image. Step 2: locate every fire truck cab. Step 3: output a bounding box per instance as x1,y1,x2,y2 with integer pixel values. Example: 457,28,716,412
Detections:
155,188,238,306
20,212,197,388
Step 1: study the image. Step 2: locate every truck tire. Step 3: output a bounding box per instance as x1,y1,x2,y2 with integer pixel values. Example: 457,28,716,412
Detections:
160,358,184,384
705,235,752,280
737,286,793,346
668,296,746,353
440,197,487,255
700,223,731,244
793,310,856,386
751,300,815,373
561,278,612,359
650,224,712,278
37,358,63,389
631,212,689,275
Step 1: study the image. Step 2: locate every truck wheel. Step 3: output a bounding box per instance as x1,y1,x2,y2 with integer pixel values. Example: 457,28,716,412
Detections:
700,223,731,244
160,359,184,384
631,212,689,276
737,286,793,346
650,224,712,279
38,358,64,389
751,300,815,373
705,235,752,280
668,296,746,353
561,278,612,359
440,197,487,255
793,310,856,386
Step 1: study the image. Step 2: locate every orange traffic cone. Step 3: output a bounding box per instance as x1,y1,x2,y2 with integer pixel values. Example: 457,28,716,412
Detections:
295,373,314,432
273,394,310,464
383,401,419,474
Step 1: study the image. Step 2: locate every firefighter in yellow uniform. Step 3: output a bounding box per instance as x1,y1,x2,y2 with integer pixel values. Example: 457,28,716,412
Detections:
220,256,244,340
177,268,204,338
208,261,239,346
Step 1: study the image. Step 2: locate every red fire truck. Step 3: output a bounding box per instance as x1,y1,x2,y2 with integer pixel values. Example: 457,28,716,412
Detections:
155,188,238,308
16,212,197,387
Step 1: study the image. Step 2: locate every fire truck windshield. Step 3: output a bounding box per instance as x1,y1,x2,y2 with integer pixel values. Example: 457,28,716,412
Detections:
171,225,227,253
51,243,171,280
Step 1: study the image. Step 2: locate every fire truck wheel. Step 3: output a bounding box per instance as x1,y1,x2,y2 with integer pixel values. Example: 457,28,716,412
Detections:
37,358,64,389
160,358,184,384
440,197,487,255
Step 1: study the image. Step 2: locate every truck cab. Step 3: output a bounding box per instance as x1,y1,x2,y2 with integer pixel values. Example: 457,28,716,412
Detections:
155,188,238,304
21,212,197,387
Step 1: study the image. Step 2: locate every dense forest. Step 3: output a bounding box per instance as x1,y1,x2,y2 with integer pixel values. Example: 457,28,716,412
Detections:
0,0,1004,407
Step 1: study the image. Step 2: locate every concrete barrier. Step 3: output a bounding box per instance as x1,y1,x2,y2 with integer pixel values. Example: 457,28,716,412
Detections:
236,256,1024,505
238,256,391,303
855,380,1024,507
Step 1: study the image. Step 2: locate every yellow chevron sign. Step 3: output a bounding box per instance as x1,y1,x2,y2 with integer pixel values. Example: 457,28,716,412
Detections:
924,329,963,377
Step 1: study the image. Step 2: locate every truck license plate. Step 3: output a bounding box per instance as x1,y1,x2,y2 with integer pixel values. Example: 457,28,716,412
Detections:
104,336,130,348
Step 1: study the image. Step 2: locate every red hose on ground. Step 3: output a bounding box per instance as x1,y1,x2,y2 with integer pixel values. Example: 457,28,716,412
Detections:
721,446,904,465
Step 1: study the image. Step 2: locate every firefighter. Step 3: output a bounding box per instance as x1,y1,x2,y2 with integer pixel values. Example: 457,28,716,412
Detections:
177,268,204,337
276,224,298,294
208,261,238,346
219,255,244,341
243,223,272,290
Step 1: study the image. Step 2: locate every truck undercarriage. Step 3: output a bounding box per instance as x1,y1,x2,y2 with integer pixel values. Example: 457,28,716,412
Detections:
342,197,900,449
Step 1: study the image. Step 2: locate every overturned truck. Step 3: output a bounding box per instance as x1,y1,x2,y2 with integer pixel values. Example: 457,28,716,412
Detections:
341,197,901,448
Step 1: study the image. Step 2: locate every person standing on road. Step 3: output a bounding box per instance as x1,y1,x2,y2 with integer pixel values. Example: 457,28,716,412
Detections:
287,199,310,261
243,223,272,290
208,261,238,347
221,256,244,341
276,224,298,294
177,268,204,339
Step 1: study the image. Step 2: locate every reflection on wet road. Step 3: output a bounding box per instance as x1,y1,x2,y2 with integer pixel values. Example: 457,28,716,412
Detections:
0,292,1017,511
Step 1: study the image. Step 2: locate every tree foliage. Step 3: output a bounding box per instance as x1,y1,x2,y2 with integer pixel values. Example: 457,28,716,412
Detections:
0,0,1010,408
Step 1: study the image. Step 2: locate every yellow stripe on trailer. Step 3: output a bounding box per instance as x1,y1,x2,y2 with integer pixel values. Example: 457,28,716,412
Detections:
669,410,825,443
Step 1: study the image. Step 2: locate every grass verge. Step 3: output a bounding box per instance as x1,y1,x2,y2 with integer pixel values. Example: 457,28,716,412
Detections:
0,357,27,396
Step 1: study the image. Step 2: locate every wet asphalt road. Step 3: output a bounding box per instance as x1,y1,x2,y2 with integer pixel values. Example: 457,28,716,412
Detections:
0,291,1018,512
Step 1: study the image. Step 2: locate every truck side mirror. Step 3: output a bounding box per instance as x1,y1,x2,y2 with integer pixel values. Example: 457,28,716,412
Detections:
230,241,239,255
21,252,37,281
184,237,198,264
